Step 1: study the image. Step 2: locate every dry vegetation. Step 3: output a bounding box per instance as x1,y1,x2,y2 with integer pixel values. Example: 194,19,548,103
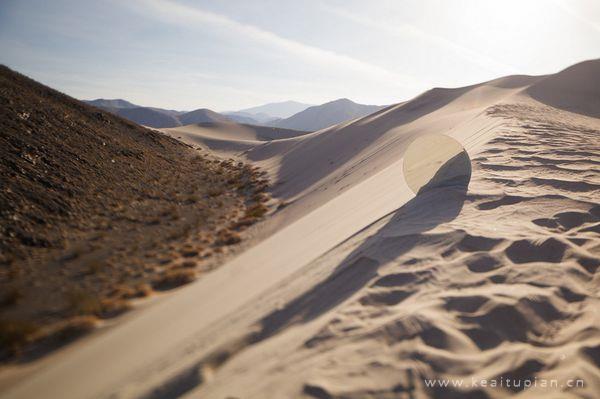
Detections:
0,66,270,360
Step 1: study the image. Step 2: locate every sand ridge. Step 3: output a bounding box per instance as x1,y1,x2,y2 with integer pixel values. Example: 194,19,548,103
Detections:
167,64,600,399
187,99,600,399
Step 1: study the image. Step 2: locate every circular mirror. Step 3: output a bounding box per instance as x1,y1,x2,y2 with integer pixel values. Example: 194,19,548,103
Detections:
403,134,471,195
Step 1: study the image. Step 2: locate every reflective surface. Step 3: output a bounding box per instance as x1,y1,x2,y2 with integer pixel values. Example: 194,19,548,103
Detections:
403,134,471,195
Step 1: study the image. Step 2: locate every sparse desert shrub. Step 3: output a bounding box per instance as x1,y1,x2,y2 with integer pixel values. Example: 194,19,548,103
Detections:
180,260,197,268
207,187,224,197
255,182,268,192
110,285,136,299
38,316,96,347
113,283,152,299
152,269,195,291
8,316,99,359
0,286,22,307
133,283,153,297
85,259,105,275
66,289,102,315
65,289,128,318
235,182,249,191
6,264,19,280
186,194,200,204
157,256,173,265
215,229,242,246
252,193,269,203
166,223,193,241
0,318,39,356
245,203,268,218
180,247,200,258
97,299,130,319
230,217,256,230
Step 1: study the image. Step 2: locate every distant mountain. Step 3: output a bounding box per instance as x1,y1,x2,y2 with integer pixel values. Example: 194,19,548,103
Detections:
178,108,231,125
116,107,181,129
84,99,232,128
270,98,385,131
85,98,138,109
222,112,260,125
237,101,313,119
527,58,600,118
147,107,185,117
248,112,279,123
84,98,383,131
223,111,280,125
84,99,183,128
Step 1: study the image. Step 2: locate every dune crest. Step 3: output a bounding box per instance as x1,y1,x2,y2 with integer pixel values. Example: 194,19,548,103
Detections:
167,62,600,399
527,59,600,118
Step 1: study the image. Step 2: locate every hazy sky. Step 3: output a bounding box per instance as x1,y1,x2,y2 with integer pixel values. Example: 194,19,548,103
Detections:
1,0,599,111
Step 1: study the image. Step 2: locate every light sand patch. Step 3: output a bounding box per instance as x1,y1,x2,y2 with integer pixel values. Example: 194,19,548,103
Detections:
403,134,471,194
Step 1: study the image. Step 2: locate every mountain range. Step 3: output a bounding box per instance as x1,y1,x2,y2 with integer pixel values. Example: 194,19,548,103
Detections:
84,98,385,132
269,98,385,131
235,100,313,119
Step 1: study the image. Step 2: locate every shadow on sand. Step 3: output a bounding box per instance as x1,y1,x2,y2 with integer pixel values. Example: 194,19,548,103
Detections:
143,150,472,399
253,149,472,341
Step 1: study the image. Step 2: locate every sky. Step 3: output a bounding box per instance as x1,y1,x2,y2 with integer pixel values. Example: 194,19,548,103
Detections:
1,0,599,112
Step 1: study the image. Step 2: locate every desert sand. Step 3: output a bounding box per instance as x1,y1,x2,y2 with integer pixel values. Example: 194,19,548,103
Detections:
2,60,599,398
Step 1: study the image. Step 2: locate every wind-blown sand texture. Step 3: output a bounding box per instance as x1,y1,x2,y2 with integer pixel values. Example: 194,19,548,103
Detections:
2,60,599,398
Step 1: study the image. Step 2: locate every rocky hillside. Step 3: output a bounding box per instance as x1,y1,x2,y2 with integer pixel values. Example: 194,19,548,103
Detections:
0,66,269,360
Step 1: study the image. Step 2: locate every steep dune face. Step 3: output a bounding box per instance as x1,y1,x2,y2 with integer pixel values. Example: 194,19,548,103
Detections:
163,75,548,226
527,59,600,117
187,67,600,399
242,76,533,223
124,66,600,398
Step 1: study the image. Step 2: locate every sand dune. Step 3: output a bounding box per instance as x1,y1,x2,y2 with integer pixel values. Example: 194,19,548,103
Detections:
192,101,599,399
3,60,599,398
527,59,600,118
163,122,311,155
165,74,531,226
